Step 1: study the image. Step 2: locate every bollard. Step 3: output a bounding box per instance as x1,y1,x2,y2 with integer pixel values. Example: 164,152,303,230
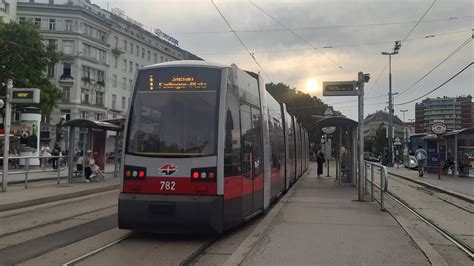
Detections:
380,169,385,211
371,165,374,202
25,158,30,189
57,160,61,185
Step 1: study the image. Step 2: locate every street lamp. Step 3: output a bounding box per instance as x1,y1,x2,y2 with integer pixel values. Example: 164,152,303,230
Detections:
382,40,402,167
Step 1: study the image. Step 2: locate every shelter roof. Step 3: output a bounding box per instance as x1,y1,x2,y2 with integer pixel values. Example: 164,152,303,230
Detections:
63,119,121,131
443,128,474,137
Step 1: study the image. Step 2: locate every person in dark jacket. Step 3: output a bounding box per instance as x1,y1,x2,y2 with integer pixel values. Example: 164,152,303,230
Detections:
51,142,61,169
316,146,325,177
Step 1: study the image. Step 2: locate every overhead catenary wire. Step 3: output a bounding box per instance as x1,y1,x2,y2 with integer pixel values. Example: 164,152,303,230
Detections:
168,15,472,35
402,0,438,41
395,62,473,106
210,0,272,82
395,35,472,98
248,0,343,70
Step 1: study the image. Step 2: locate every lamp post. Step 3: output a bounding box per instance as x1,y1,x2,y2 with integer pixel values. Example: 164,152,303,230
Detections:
400,109,408,166
382,41,401,167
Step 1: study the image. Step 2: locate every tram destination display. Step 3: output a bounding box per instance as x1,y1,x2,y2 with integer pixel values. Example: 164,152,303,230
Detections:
323,81,357,96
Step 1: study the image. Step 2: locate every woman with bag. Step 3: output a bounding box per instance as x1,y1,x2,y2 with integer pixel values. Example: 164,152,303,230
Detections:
316,146,325,177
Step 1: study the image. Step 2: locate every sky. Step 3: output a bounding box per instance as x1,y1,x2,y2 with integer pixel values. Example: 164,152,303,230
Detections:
93,0,473,121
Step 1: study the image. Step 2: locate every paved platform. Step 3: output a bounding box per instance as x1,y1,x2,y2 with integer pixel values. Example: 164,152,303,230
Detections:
227,164,430,265
388,165,474,198
0,175,119,212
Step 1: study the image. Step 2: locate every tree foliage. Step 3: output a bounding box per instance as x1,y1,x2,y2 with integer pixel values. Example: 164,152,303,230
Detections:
266,82,342,143
0,21,62,116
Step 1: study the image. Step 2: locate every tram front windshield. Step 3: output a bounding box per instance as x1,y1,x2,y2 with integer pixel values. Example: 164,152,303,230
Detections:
126,67,221,157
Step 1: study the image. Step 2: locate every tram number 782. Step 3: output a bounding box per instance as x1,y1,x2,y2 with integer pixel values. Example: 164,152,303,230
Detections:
160,181,176,191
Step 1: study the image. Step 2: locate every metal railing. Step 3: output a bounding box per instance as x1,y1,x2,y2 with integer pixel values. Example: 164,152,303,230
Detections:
364,161,388,211
0,155,68,191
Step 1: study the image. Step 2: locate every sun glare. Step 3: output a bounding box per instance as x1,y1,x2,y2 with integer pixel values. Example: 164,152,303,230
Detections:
306,79,318,93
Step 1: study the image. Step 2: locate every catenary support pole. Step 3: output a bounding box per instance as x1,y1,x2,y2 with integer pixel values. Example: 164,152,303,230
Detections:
358,72,365,201
2,79,13,192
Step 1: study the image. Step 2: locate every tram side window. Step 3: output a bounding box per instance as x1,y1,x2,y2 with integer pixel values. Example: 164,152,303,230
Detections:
250,107,263,177
224,85,242,176
240,104,252,178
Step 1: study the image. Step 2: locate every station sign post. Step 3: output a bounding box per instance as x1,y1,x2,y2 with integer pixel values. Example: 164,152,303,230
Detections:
323,73,370,201
431,121,447,179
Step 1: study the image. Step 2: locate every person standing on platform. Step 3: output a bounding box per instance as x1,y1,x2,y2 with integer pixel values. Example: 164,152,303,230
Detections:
316,146,325,177
415,145,427,177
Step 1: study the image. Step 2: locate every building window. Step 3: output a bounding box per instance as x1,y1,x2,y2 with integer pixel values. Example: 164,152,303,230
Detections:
65,20,73,31
113,55,118,68
34,18,41,28
130,42,133,54
4,3,10,15
154,53,157,63
49,19,56,30
160,56,164,62
123,59,127,71
113,36,118,48
62,40,74,54
80,111,88,119
135,63,139,71
112,94,117,110
129,61,133,73
122,77,126,90
61,109,71,121
141,48,145,58
47,64,55,78
62,87,70,102
81,89,90,104
96,92,104,106
147,50,151,61
62,63,72,78
136,45,139,56
123,40,128,51
19,17,26,23
112,74,117,87
129,79,132,90
122,96,126,109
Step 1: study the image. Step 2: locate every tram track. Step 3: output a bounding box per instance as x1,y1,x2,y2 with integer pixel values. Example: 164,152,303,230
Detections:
381,174,474,260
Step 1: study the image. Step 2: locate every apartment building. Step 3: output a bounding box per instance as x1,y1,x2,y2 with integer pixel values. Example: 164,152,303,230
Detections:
16,0,200,145
415,95,473,133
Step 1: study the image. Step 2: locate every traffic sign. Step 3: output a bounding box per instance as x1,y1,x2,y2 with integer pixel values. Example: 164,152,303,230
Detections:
323,81,358,96
431,122,447,135
322,126,336,134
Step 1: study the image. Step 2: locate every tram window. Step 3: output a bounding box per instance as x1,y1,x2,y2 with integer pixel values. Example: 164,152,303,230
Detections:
224,84,242,176
250,107,263,177
240,104,252,178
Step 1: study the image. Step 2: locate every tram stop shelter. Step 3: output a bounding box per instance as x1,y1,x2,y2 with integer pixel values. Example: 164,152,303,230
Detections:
313,116,358,186
443,127,474,177
63,118,124,183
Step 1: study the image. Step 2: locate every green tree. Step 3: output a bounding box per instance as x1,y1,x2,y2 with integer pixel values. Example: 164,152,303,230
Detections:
266,82,342,144
374,124,388,155
0,21,62,117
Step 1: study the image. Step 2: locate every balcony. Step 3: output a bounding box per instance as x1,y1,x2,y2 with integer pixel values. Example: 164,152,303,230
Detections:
111,46,125,54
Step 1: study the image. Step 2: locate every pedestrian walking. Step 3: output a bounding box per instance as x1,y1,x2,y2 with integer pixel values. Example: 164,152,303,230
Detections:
40,143,51,170
415,145,427,177
51,142,61,169
316,146,325,177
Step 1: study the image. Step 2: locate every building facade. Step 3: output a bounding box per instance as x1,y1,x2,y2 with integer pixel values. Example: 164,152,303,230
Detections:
364,110,404,140
415,95,473,133
16,0,199,147
0,0,17,22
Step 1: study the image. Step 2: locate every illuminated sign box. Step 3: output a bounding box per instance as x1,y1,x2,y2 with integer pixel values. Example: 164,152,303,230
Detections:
323,81,358,96
11,88,40,104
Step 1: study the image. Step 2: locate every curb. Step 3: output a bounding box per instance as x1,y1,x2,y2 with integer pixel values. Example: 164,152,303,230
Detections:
223,168,310,266
388,172,474,204
0,184,119,212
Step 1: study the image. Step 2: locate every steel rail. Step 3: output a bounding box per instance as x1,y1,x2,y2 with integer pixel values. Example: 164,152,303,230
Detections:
386,191,474,259
62,232,135,266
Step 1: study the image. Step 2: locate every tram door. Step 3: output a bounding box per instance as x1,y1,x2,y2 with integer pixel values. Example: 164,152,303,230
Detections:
240,104,263,218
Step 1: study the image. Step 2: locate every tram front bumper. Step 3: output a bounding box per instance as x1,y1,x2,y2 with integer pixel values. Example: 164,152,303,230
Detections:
118,193,223,234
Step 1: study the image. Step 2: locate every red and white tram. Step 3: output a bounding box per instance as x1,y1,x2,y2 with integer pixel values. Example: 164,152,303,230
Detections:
119,61,309,233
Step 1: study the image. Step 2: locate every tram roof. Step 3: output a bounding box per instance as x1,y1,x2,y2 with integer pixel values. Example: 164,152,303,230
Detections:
63,119,121,131
141,60,227,70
